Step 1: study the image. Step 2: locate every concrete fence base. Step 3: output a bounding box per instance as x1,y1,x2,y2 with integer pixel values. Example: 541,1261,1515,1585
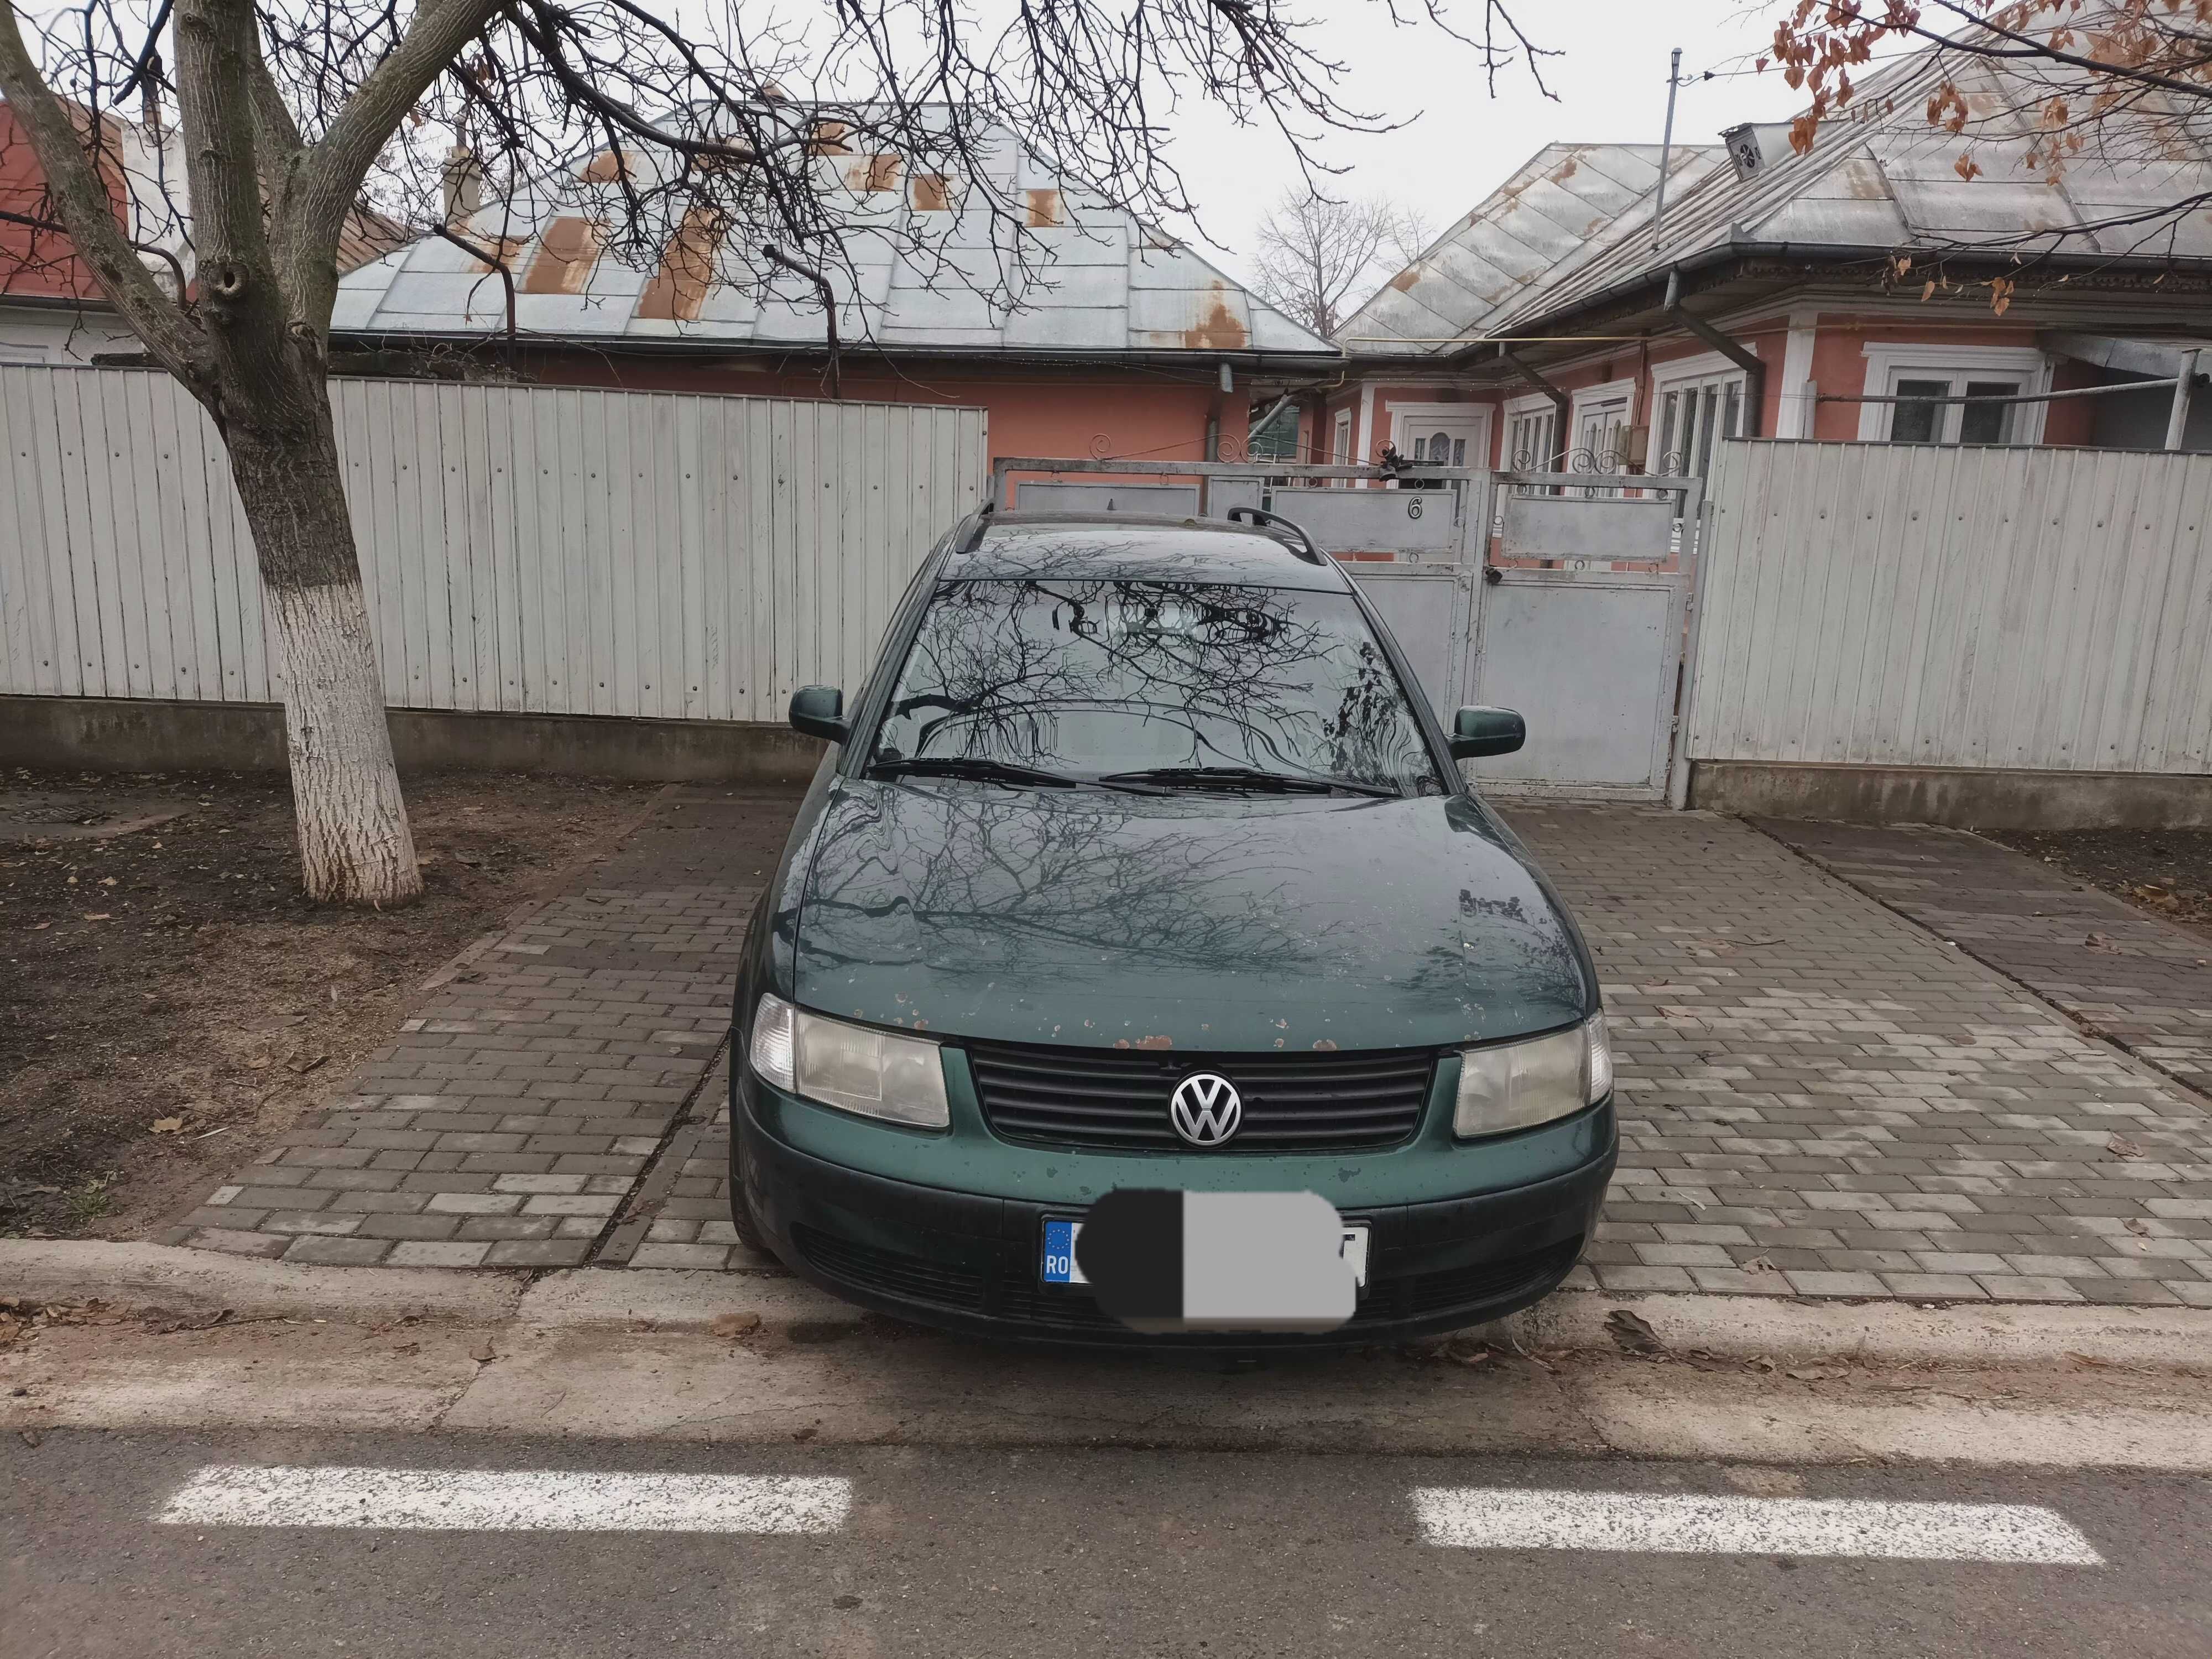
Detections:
0,695,826,785
1687,759,2212,831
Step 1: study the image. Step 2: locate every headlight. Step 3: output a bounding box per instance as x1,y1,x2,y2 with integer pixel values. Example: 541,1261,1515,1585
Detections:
748,993,948,1129
1453,1013,1610,1139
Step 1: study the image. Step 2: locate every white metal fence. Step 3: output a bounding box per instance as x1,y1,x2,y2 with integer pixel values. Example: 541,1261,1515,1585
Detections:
0,366,986,722
1687,440,2212,775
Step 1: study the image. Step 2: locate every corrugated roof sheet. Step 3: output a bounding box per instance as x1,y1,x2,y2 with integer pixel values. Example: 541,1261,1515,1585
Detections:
1335,142,1725,352
335,126,1336,360
1478,42,2212,338
1347,32,2212,353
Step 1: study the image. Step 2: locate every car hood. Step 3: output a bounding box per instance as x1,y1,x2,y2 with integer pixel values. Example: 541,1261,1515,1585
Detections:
787,780,1591,1053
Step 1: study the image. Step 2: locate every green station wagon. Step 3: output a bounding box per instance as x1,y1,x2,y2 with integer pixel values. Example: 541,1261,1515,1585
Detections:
728,509,1615,1345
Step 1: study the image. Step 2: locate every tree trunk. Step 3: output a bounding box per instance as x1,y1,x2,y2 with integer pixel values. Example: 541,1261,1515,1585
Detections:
225,414,423,907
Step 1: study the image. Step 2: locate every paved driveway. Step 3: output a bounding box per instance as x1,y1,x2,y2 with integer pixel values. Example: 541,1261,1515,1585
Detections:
168,791,2212,1308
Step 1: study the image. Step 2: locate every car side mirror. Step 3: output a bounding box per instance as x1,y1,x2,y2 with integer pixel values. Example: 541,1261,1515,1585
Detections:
1449,706,1525,759
789,685,849,744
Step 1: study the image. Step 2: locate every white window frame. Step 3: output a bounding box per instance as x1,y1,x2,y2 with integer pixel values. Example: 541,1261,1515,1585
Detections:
1387,401,1494,471
1502,390,1559,471
1650,352,1750,478
1332,408,1353,470
1567,376,1637,494
1856,343,2052,445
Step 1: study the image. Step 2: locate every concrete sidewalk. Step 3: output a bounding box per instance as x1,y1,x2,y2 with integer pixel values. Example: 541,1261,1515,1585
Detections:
162,793,2212,1308
160,787,799,1269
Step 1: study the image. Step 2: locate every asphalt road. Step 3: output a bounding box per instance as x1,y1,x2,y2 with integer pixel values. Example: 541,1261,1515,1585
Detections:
5,1431,2209,1659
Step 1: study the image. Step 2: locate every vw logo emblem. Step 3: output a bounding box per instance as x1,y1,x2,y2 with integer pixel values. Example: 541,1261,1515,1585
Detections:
1169,1072,1242,1147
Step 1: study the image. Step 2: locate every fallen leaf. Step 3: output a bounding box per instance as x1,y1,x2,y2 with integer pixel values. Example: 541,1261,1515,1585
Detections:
81,912,110,922
1605,1308,1664,1355
1743,1255,1781,1274
244,1055,273,1070
711,1312,762,1339
2124,1217,2152,1237
792,1426,818,1442
149,1117,185,1134
2106,1134,2145,1159
471,1338,496,1364
285,1053,330,1076
32,922,49,931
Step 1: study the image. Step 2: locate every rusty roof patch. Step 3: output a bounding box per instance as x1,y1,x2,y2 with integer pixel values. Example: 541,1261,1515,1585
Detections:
1182,282,1249,350
523,216,602,295
637,206,726,322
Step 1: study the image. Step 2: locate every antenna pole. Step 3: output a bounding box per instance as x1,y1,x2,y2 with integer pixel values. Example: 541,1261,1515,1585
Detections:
1654,46,1682,252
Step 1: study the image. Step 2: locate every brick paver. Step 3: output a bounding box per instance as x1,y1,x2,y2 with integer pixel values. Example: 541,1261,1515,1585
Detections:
1760,819,2212,1100
167,789,2212,1307
164,788,800,1266
1515,806,2212,1307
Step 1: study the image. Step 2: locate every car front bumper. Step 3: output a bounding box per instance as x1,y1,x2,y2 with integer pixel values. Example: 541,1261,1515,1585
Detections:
734,1093,1616,1350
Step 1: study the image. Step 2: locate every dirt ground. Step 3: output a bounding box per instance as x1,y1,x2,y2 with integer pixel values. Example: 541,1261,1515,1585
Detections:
1988,826,2212,941
0,770,655,1240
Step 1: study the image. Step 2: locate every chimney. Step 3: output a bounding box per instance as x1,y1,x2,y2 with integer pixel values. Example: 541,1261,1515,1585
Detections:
441,145,485,223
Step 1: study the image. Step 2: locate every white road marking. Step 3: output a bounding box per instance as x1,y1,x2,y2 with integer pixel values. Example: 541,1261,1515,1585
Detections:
156,1467,852,1533
1410,1488,2103,1564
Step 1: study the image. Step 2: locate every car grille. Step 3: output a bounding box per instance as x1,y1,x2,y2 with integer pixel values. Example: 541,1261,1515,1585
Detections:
792,1224,1583,1335
963,1040,1436,1152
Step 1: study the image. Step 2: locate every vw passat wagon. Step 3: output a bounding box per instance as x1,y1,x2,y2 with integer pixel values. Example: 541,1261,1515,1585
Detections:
729,510,1615,1346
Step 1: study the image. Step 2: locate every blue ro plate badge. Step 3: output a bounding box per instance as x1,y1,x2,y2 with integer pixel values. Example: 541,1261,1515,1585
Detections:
1040,1215,1369,1288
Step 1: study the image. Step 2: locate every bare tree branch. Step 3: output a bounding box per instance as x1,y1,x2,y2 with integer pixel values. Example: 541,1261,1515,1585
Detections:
0,0,199,369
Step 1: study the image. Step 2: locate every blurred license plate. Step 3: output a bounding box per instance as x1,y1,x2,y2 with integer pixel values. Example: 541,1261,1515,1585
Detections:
1040,1217,1369,1288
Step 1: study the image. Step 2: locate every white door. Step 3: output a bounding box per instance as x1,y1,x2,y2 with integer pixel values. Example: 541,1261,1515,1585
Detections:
1392,409,1490,473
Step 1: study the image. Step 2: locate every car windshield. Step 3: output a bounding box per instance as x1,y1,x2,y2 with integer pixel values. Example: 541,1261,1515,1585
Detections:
868,578,1448,796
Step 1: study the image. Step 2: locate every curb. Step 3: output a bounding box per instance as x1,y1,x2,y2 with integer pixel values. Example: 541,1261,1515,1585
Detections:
1486,1288,2212,1373
12,1239,2212,1370
2,1241,528,1324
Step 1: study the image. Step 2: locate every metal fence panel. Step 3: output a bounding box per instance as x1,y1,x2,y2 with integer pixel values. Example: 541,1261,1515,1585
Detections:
1688,440,2212,775
0,365,985,723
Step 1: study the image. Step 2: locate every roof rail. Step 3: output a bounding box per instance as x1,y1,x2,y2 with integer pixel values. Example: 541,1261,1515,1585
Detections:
1225,505,1327,566
957,497,998,553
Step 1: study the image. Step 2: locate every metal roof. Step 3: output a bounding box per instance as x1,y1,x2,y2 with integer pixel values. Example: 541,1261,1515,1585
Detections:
1335,143,1726,354
1345,34,2212,357
333,127,1338,363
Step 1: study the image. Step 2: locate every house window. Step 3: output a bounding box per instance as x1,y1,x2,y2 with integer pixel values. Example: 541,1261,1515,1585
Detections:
1332,409,1353,481
1857,346,2049,445
1506,405,1556,471
1887,373,2022,445
1655,371,1746,476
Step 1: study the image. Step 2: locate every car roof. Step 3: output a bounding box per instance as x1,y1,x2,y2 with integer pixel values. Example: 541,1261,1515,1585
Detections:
944,513,1352,592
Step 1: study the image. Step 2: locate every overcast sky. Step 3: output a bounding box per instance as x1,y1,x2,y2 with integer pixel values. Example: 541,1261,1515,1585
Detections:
1160,0,1818,291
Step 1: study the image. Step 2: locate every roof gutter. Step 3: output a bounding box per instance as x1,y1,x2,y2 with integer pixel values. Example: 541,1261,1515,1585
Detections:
327,328,1346,377
1662,265,1765,437
1447,238,2212,373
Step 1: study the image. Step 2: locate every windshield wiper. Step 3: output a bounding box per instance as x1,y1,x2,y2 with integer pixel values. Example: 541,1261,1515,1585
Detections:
1095,765,1402,799
868,756,1082,789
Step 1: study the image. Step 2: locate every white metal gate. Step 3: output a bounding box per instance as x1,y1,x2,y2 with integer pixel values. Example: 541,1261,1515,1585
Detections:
1464,471,1703,800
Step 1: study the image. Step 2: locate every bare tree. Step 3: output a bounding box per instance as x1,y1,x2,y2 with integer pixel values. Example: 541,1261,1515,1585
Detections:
1765,0,2212,284
0,0,1547,906
1248,190,1433,337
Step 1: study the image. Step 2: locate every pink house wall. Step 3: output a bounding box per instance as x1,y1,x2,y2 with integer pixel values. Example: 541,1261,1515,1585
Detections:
514,347,1250,481
1323,312,2091,466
